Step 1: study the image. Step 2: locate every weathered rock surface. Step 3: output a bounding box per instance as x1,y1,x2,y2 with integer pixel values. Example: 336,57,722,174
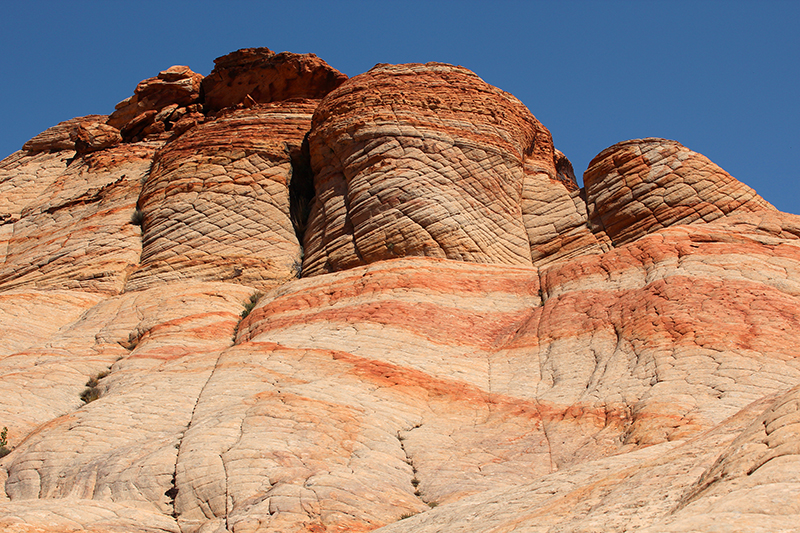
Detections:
21,115,114,154
201,47,348,112
1,48,798,533
0,143,158,293
302,62,604,276
585,138,775,246
108,65,205,142
124,102,316,292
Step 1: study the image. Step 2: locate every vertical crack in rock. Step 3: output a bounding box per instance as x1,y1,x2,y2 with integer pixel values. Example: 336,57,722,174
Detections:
220,414,246,531
534,398,557,474
288,136,315,256
171,341,233,526
397,424,426,504
1,465,9,500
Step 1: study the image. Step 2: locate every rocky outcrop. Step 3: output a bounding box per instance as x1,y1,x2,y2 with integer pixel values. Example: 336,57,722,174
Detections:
201,47,348,112
108,65,205,142
1,47,799,533
22,115,118,154
0,143,156,293
305,63,562,275
584,138,775,246
124,101,315,292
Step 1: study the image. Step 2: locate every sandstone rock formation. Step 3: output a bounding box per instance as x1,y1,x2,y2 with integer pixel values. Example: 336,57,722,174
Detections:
302,62,604,275
124,102,316,292
108,65,205,142
201,47,348,112
0,47,798,533
584,138,775,246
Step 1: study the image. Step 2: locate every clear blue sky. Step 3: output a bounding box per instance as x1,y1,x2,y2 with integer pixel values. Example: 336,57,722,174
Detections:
2,1,798,214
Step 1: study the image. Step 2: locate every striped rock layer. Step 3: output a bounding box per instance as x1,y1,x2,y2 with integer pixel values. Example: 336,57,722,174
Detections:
1,49,798,533
302,62,603,275
124,102,316,292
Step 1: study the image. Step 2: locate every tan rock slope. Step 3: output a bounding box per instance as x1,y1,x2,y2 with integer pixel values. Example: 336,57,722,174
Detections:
0,47,798,533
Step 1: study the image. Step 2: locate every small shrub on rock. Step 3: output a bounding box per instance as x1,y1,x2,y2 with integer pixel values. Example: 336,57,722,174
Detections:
80,370,110,404
0,426,10,458
131,209,144,226
241,292,262,319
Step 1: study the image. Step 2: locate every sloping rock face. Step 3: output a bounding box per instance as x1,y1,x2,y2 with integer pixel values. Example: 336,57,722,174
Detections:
1,47,799,533
0,143,156,293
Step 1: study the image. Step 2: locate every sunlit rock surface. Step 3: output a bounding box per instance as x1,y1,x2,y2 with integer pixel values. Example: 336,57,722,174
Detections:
0,47,798,533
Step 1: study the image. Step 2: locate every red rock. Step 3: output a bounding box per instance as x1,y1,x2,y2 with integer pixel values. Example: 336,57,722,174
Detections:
584,138,775,246
0,143,157,293
124,102,316,292
201,47,347,112
22,115,109,153
303,63,542,274
107,65,203,141
74,120,122,154
2,50,800,533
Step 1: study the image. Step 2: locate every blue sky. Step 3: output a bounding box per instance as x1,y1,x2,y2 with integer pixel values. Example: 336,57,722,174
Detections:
2,1,798,213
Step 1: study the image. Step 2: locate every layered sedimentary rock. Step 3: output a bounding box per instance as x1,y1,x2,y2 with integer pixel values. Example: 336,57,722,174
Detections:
584,138,775,245
302,62,603,275
108,65,205,142
124,102,315,292
0,143,156,293
1,47,799,533
21,115,113,154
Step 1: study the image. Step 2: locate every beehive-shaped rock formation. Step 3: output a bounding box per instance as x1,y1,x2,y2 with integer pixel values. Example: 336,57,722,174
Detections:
0,47,798,533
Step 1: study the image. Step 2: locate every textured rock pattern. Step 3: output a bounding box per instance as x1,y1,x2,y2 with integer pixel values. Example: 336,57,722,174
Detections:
108,65,204,142
21,115,111,154
302,62,604,275
1,48,799,533
0,143,157,293
201,47,348,112
585,138,775,245
125,102,315,292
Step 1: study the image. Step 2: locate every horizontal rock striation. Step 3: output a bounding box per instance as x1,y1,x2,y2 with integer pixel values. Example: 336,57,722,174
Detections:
22,115,113,154
584,138,775,246
1,47,799,533
302,62,606,275
124,102,316,292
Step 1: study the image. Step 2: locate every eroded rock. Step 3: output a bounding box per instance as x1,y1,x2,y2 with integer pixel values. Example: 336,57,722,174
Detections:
201,47,347,112
22,115,111,153
107,65,204,142
1,48,799,533
0,143,158,293
584,138,775,245
124,102,315,292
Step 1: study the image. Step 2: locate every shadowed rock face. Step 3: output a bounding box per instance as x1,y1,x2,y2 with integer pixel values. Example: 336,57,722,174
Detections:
1,48,799,533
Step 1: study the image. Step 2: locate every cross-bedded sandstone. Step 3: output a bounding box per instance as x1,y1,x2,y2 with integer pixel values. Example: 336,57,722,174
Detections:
303,63,541,273
108,65,205,142
584,138,775,246
124,102,315,292
0,143,157,294
1,47,799,533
